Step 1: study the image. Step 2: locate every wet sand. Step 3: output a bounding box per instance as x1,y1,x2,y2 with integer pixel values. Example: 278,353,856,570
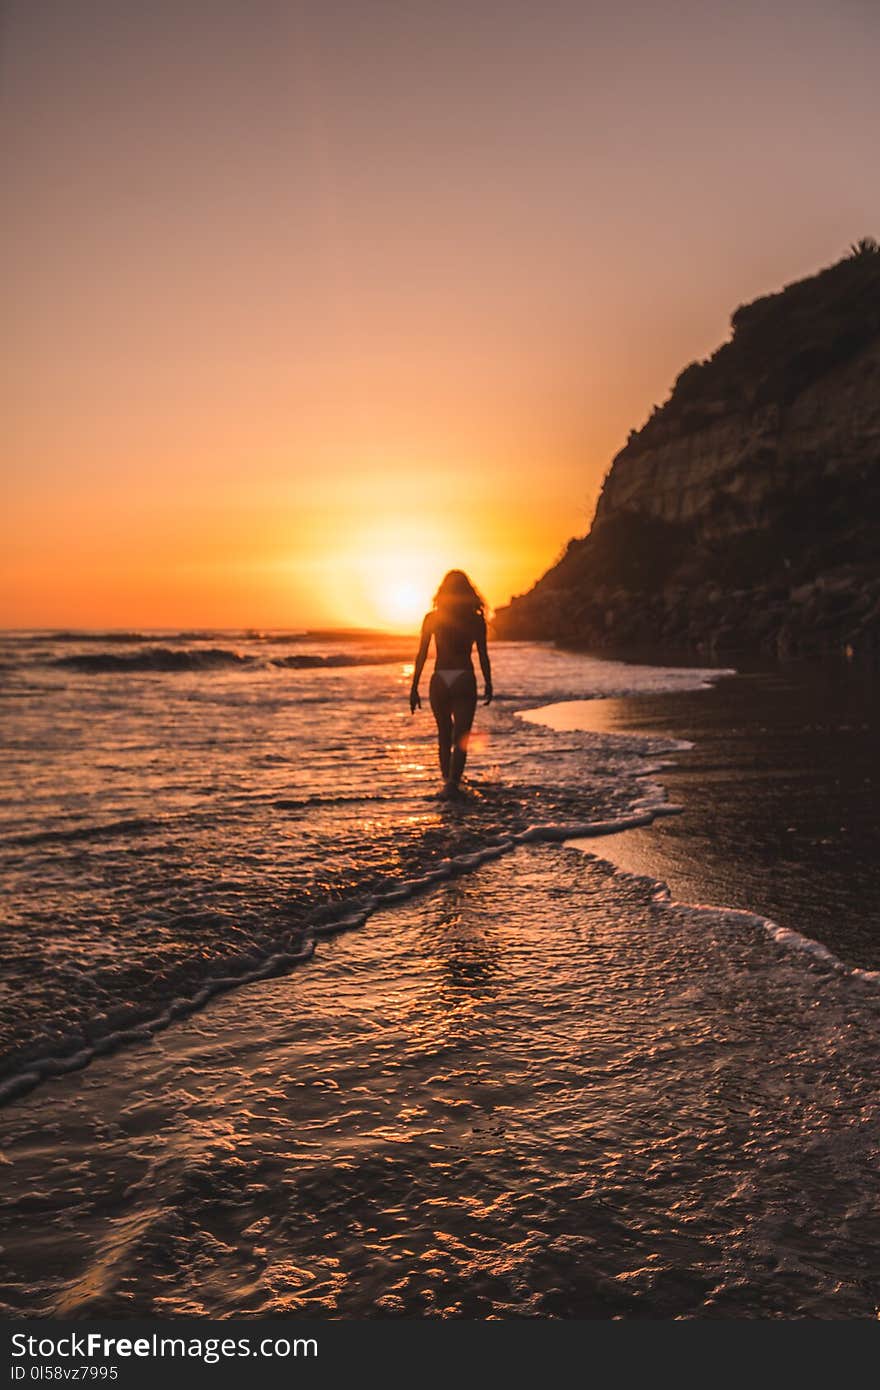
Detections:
559,659,880,973
1,845,878,1319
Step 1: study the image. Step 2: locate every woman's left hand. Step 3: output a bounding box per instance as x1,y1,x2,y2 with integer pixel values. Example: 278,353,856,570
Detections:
483,685,493,706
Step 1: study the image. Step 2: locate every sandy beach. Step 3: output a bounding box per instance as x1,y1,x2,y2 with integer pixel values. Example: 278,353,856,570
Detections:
540,658,880,972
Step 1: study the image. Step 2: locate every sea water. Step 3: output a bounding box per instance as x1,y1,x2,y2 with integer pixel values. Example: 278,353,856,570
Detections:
2,631,880,1318
0,630,727,1099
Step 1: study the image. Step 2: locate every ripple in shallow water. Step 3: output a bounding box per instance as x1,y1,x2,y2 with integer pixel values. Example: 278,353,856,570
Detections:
0,846,877,1319
0,641,707,1096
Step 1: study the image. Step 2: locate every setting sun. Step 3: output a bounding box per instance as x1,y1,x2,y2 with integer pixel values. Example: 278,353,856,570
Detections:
313,518,495,632
375,580,425,631
357,541,442,632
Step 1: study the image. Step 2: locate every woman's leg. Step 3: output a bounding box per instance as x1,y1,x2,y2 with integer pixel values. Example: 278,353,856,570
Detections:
429,674,453,779
449,681,477,787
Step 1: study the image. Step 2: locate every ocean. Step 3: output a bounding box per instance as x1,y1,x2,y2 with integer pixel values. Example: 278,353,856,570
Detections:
1,631,878,1317
0,629,729,1100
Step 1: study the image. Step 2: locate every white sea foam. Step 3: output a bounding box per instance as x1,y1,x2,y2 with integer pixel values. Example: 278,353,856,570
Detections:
577,851,880,990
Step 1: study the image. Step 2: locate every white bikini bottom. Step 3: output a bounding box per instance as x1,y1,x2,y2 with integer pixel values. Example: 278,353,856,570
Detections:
435,669,468,687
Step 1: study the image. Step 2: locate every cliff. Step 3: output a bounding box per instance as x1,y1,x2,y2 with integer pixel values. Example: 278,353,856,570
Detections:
494,241,880,657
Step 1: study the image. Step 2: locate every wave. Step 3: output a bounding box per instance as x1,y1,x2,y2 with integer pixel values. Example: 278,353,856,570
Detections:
2,796,877,1110
603,859,880,988
44,631,154,644
43,630,277,645
273,792,399,810
48,647,408,673
2,816,161,850
269,651,407,669
5,628,402,647
0,807,666,1107
51,646,255,672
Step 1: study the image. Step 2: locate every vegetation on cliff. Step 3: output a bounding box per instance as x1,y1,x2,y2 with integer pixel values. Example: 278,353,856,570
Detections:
626,237,880,457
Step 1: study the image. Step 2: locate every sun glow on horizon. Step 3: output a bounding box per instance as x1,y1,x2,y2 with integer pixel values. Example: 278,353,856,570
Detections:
315,520,493,633
355,544,444,633
375,579,426,631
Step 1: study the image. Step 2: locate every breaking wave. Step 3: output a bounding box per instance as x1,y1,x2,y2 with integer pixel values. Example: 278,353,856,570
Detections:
49,647,407,673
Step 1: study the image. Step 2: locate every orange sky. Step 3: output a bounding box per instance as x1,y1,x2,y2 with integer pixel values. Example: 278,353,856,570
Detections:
2,1,878,629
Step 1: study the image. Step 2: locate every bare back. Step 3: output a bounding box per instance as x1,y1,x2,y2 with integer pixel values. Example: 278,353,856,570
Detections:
430,609,485,669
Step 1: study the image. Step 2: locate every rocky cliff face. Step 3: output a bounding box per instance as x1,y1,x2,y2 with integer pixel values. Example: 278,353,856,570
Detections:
494,243,880,657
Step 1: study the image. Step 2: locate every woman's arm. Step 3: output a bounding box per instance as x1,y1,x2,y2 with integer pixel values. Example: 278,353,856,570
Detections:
476,614,493,705
410,614,432,713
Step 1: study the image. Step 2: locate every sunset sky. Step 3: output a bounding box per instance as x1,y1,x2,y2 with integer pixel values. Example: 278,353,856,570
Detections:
2,0,878,630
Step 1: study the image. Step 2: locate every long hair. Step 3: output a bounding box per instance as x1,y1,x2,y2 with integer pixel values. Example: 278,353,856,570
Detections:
433,570,485,619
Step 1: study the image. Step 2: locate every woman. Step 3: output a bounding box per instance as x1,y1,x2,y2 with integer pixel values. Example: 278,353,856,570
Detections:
410,570,493,798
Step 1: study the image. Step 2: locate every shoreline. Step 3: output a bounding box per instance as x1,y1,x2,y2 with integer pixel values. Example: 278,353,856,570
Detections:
524,670,880,986
527,658,880,974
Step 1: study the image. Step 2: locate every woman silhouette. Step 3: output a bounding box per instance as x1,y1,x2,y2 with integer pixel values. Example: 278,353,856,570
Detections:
410,571,493,798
